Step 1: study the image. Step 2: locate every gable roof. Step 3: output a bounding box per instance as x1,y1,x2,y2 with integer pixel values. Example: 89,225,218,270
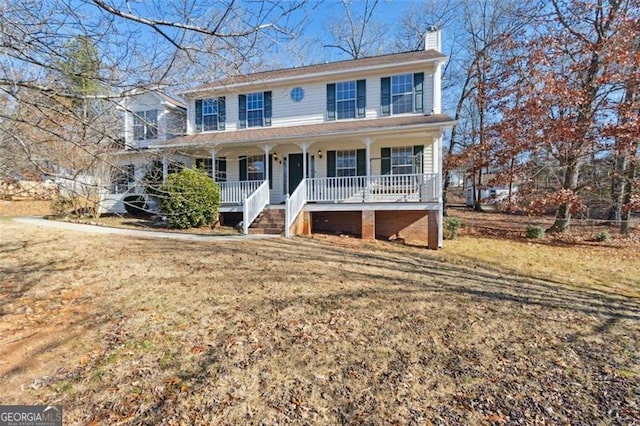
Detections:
155,92,186,109
181,50,447,96
150,114,454,149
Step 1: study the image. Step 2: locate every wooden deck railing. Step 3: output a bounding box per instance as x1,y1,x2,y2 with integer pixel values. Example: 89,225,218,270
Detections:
305,173,439,203
219,180,263,204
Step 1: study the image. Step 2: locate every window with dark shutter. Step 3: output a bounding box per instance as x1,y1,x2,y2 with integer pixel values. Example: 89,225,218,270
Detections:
327,151,336,177
264,91,272,127
218,97,226,130
238,94,247,129
195,100,203,132
326,83,336,121
414,73,424,113
357,79,366,118
380,77,391,116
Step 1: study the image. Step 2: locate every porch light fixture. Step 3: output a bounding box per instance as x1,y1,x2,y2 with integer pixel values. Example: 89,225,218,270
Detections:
317,149,322,158
273,152,278,161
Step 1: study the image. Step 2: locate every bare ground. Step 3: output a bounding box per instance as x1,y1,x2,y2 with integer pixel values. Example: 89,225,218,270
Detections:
1,219,639,425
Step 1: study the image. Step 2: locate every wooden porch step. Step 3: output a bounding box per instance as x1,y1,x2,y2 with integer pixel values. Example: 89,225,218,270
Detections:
248,206,285,235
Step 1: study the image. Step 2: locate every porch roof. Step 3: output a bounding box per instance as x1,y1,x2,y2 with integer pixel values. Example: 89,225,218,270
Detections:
150,114,455,150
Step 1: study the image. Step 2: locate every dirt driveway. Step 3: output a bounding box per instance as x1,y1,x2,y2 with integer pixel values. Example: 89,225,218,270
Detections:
1,219,639,424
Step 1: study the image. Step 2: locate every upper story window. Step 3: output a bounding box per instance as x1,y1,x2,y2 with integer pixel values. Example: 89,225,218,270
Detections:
239,91,272,129
392,74,414,114
133,110,157,141
195,97,225,132
247,92,264,127
380,73,424,116
326,80,366,121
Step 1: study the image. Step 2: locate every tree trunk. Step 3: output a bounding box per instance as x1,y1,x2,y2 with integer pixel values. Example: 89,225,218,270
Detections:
607,155,627,223
442,170,451,217
474,168,483,211
620,158,636,235
548,160,580,233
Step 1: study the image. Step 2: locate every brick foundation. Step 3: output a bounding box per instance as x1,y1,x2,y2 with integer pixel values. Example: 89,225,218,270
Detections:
375,210,429,245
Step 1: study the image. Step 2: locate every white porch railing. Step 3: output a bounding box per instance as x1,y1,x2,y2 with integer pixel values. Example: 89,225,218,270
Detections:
306,173,440,203
219,180,263,204
242,180,270,235
285,179,307,238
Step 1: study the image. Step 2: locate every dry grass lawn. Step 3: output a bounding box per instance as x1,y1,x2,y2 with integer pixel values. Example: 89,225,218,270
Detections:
0,219,639,424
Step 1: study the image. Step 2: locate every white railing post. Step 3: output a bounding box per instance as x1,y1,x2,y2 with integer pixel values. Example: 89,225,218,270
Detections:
242,180,270,235
242,195,249,235
285,179,307,238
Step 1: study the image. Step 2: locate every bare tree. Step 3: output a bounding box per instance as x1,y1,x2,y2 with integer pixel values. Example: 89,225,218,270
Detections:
323,0,386,59
0,0,306,213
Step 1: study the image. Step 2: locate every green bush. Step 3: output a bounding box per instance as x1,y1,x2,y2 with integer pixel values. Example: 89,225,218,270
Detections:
525,224,545,239
595,231,610,242
443,217,461,240
157,168,220,229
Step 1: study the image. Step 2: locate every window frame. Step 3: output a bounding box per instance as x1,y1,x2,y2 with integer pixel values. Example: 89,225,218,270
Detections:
391,74,414,115
390,146,415,175
111,164,135,194
133,110,158,141
246,92,264,128
335,80,356,120
247,155,265,181
202,99,219,131
336,150,357,177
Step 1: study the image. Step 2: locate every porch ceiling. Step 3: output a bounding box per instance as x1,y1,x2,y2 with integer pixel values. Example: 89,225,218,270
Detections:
149,114,455,150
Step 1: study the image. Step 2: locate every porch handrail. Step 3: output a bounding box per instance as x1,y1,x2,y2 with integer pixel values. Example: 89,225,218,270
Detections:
219,180,263,205
242,180,270,235
306,173,439,203
285,179,307,238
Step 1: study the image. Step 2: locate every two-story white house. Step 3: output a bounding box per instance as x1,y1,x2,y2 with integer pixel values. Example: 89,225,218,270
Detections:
108,30,455,248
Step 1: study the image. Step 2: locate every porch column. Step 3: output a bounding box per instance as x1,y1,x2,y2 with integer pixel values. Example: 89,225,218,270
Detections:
362,210,375,240
363,137,373,176
260,144,273,183
162,156,168,183
209,148,217,181
296,142,310,178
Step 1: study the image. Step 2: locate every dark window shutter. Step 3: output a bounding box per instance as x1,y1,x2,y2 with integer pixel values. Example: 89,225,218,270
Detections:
326,83,336,121
413,145,424,173
357,79,366,118
263,91,272,127
356,149,366,176
217,157,227,182
239,156,247,181
195,100,203,132
381,147,391,175
268,154,273,188
218,97,226,130
238,94,247,129
414,72,424,113
380,77,391,116
327,150,336,177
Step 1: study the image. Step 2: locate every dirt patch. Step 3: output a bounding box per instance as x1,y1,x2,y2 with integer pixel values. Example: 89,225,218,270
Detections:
0,222,638,424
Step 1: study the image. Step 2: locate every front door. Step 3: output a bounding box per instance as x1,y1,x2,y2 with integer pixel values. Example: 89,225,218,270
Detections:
288,153,304,194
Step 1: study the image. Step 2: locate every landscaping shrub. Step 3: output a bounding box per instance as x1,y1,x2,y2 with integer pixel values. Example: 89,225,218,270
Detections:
595,230,610,242
123,195,149,217
157,168,220,229
526,224,545,239
443,217,461,240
